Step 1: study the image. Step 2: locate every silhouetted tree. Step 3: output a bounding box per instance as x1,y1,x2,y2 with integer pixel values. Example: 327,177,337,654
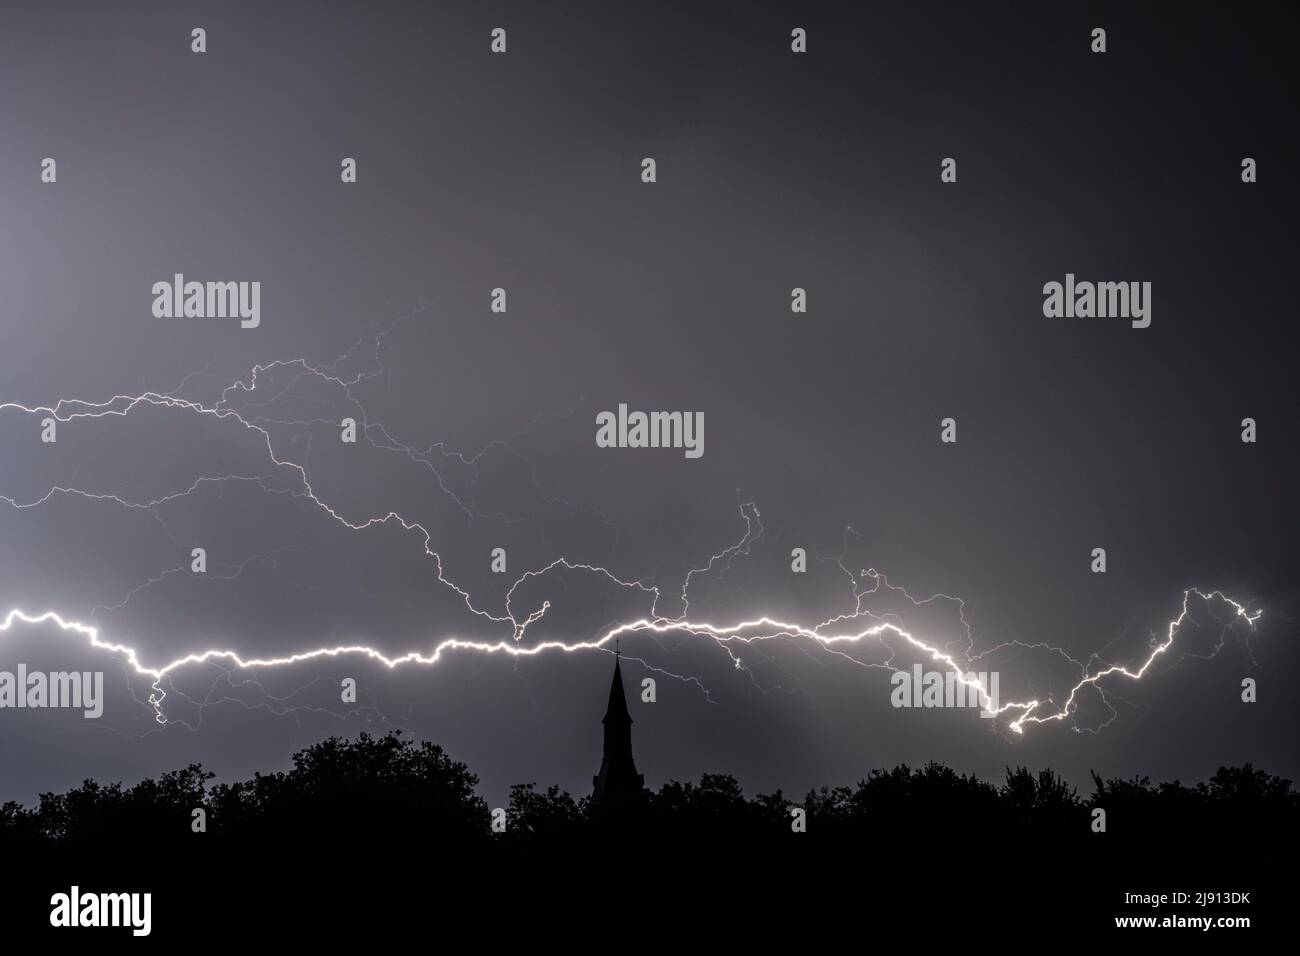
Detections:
1,731,1293,879
505,782,587,840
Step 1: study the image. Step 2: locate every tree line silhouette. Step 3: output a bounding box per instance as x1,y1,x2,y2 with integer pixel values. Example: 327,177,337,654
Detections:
2,731,1294,868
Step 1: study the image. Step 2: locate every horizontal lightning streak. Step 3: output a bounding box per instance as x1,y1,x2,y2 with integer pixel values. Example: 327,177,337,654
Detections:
0,585,1260,733
0,322,1262,732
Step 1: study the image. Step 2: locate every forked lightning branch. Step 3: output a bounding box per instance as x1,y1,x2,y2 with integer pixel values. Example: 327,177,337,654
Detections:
0,339,1262,736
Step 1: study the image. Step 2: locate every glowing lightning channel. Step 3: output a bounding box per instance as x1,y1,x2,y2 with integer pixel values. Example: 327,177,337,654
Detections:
0,320,1263,733
0,583,1260,733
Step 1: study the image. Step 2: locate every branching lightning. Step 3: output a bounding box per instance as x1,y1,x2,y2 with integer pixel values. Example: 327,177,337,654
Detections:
0,314,1262,734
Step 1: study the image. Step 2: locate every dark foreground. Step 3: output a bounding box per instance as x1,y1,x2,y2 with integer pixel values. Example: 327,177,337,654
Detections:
2,732,1289,938
4,840,1281,940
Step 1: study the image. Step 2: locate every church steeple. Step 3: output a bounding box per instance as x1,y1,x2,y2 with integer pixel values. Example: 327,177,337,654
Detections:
591,649,645,812
603,656,632,725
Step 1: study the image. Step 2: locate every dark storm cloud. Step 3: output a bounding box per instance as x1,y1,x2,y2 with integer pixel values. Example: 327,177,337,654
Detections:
0,1,1296,809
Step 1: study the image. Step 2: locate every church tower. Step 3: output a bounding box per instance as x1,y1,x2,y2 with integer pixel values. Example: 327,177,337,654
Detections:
591,652,645,812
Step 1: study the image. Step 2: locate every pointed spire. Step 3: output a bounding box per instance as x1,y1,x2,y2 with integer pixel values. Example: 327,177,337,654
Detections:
592,651,645,811
603,652,632,724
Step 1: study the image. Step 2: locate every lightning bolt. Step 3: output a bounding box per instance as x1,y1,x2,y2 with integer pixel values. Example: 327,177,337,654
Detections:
0,317,1262,733
0,581,1261,733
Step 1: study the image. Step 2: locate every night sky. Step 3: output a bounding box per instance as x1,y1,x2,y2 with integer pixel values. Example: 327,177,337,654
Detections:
0,0,1296,810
